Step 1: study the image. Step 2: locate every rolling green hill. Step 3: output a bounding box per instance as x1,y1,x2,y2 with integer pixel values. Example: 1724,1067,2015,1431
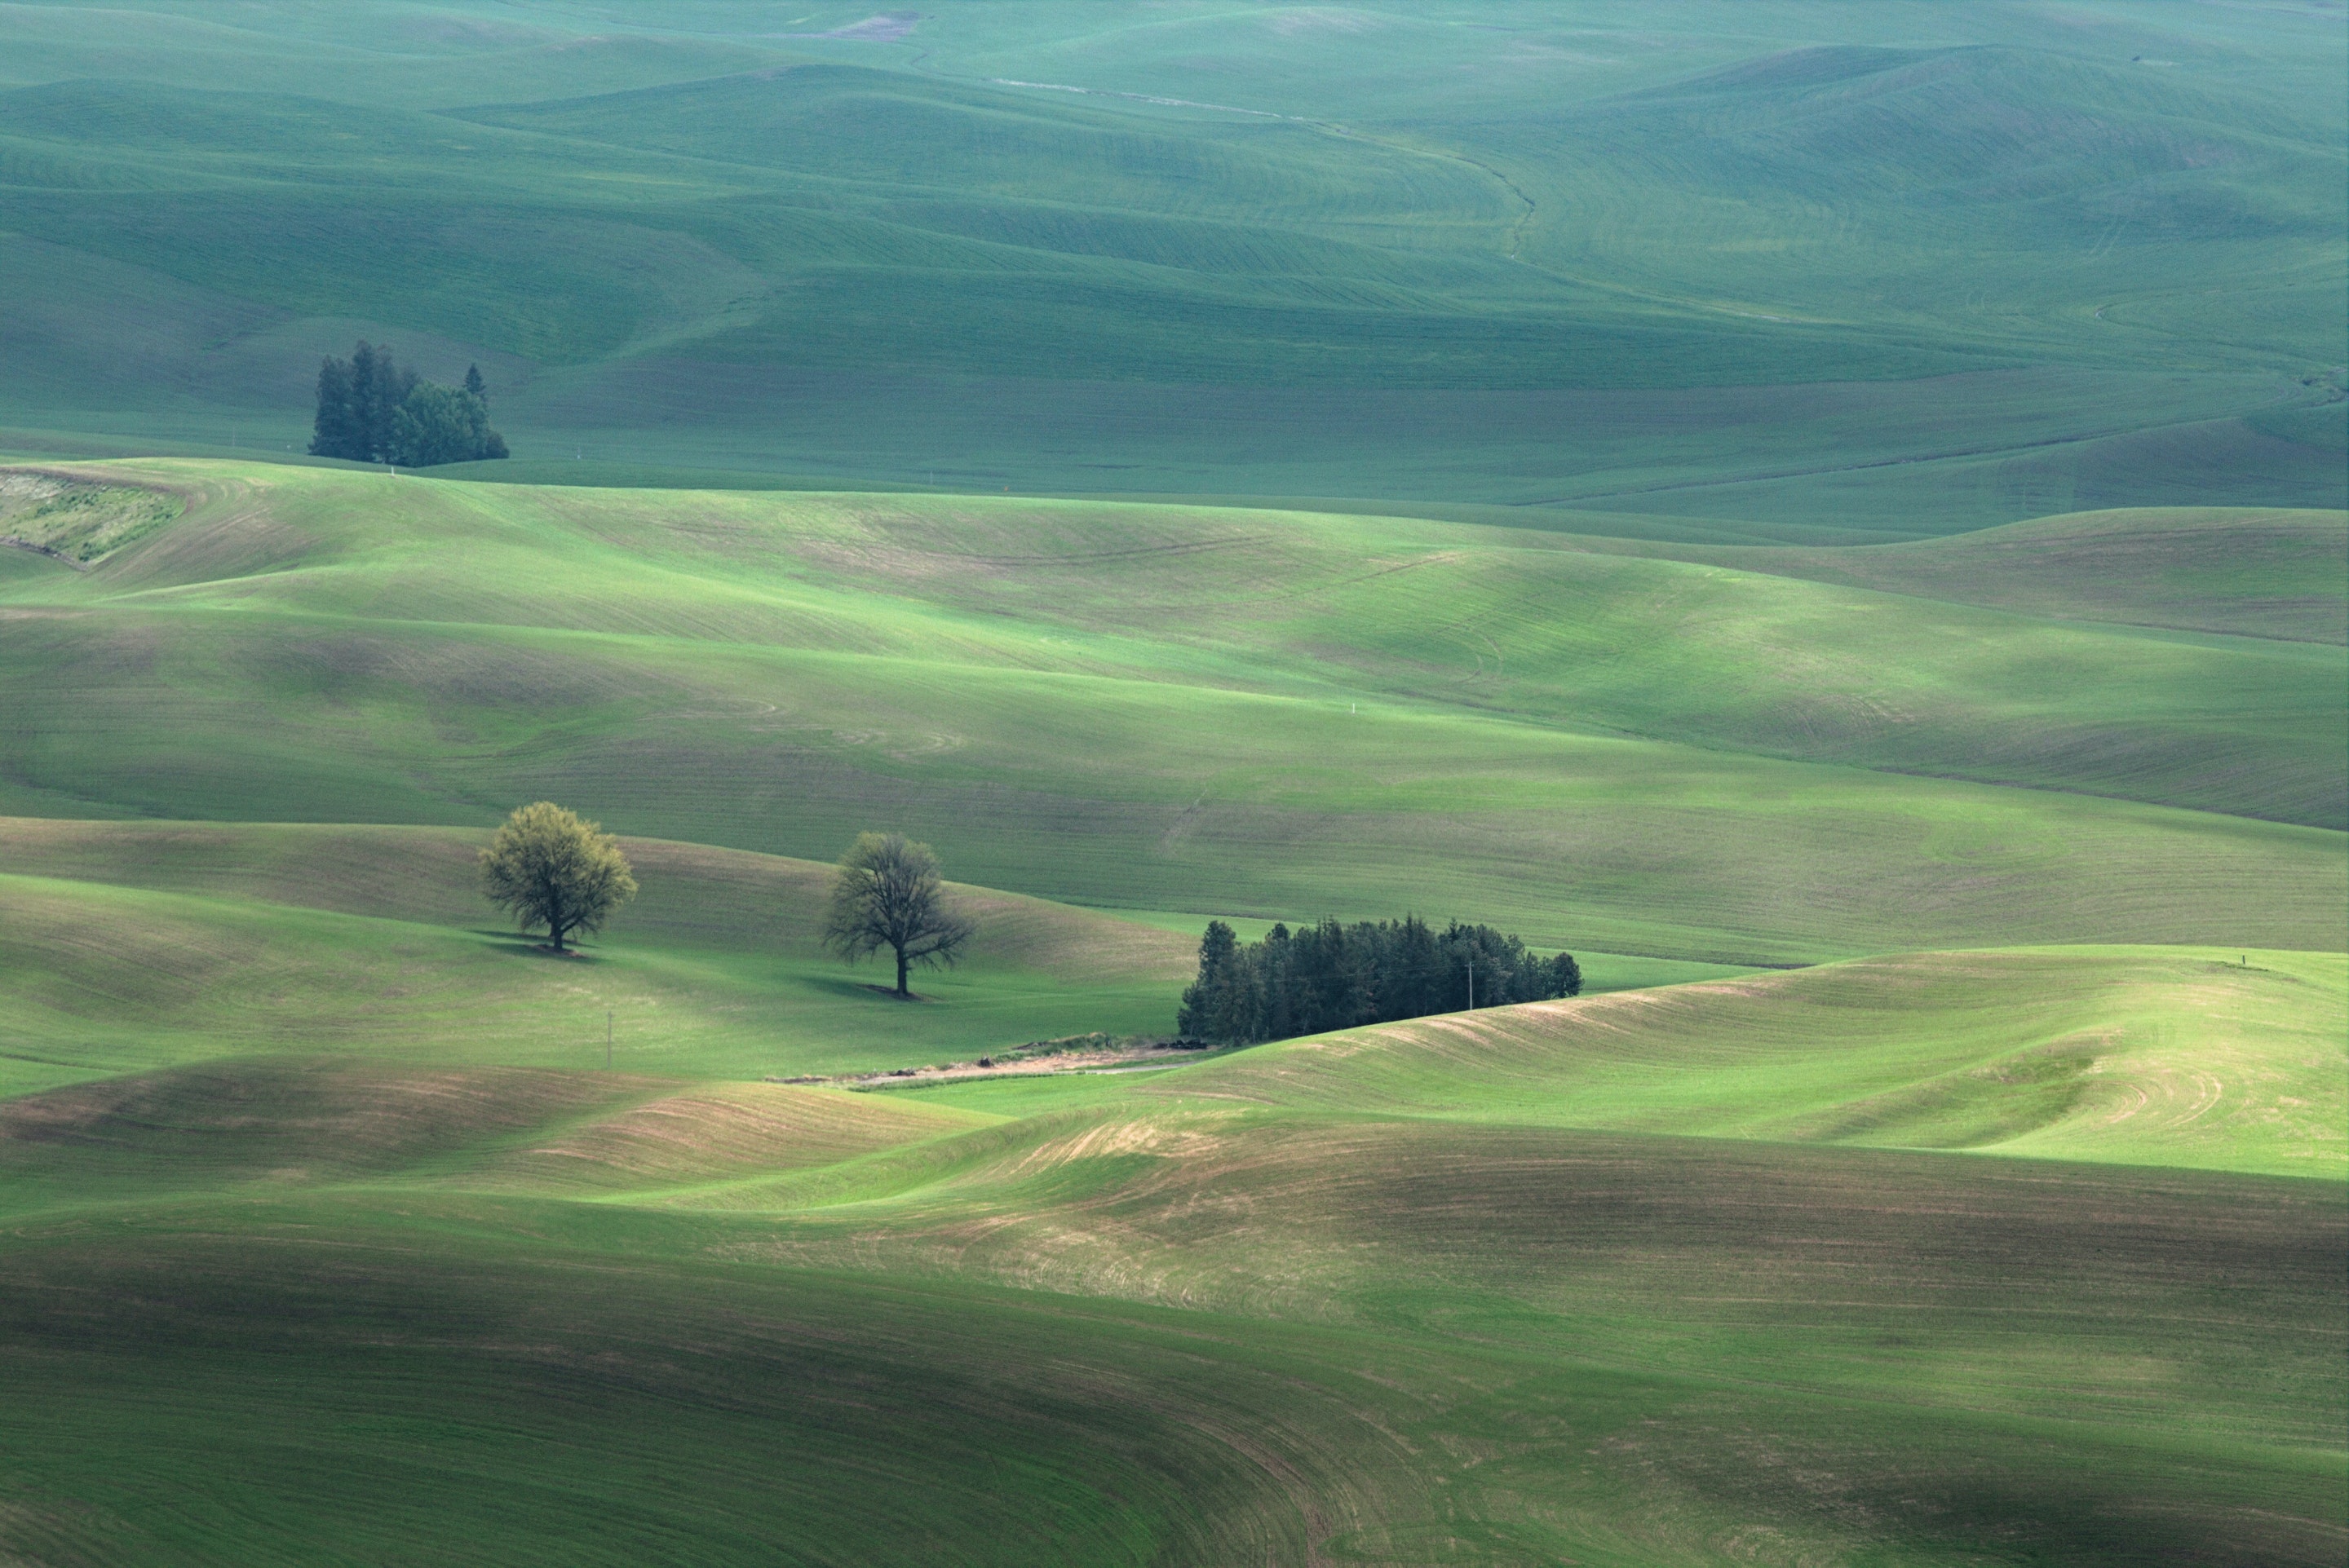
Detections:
1612,506,2349,644
0,813,1745,1102
0,925,2338,1562
0,1,2338,524
0,817,1214,1098
0,464,2337,968
1148,946,2346,1179
0,3,2341,1558
0,461,2334,1561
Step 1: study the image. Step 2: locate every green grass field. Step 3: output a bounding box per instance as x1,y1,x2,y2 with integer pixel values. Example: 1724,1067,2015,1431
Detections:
0,464,2339,962
0,1,2339,525
0,458,2338,1562
0,2,2342,1561
0,948,2339,1564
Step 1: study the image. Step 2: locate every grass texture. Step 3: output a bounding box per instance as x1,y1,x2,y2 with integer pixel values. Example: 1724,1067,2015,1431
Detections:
1141,947,2347,1179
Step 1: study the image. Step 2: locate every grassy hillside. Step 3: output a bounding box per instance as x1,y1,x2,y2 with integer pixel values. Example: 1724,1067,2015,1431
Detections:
1142,947,2347,1179
0,819,1213,1097
1620,506,2349,644
0,6,2339,1554
0,2,2338,523
0,941,2339,1562
1,1173,2329,1567
4,464,2329,962
0,751,2337,1561
0,464,2336,970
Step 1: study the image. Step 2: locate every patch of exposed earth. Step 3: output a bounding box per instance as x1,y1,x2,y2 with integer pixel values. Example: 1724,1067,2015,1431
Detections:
769,1031,1232,1090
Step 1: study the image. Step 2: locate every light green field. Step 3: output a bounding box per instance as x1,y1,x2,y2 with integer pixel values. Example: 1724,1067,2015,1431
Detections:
1613,506,2349,645
0,837,1187,1097
1130,947,2348,1179
0,815,1724,1098
0,465,2338,968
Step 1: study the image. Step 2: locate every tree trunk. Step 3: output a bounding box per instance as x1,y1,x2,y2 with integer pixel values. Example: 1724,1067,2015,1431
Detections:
896,946,910,998
550,919,566,953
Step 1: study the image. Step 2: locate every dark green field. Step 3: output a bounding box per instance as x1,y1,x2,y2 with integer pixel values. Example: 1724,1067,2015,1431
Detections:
1,2,2342,1564
1,0,2341,527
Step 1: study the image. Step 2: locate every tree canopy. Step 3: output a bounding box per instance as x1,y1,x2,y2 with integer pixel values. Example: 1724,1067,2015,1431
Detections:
310,342,507,466
1178,916,1578,1045
478,802,636,953
822,833,975,998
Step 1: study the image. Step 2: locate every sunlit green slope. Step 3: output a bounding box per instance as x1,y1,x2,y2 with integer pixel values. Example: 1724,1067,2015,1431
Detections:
0,818,1204,1097
1144,947,2347,1179
0,463,2337,965
0,937,2339,1564
1617,506,2349,644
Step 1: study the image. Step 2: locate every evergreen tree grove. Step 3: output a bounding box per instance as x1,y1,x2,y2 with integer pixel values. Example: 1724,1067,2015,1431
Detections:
1178,916,1579,1044
310,341,507,466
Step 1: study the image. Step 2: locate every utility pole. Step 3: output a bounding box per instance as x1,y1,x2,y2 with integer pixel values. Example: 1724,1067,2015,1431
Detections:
1466,948,1475,1011
606,1009,613,1070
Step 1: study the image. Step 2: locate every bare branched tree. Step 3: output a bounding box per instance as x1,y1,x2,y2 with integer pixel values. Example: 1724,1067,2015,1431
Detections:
822,833,974,998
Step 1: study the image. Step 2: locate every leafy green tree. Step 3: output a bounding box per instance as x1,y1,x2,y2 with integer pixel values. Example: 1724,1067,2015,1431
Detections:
390,382,507,466
1546,951,1583,999
464,363,488,402
823,833,974,998
478,802,638,953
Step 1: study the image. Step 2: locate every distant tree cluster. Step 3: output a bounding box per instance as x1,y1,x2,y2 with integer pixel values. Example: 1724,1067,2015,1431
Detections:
311,341,507,466
1178,917,1579,1044
470,809,984,1007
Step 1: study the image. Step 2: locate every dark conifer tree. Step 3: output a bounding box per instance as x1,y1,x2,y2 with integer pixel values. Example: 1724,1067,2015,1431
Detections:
350,342,418,462
308,355,363,460
1177,921,1241,1040
1259,923,1294,1042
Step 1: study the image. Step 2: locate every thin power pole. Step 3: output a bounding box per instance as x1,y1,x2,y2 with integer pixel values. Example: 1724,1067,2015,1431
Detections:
606,1009,613,1071
1466,949,1475,1011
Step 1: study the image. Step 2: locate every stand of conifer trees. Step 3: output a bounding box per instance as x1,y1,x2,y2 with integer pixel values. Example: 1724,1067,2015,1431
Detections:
310,342,507,466
1176,916,1580,1044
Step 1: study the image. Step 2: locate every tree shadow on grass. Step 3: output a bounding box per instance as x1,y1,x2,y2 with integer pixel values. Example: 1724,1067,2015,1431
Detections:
800,974,937,1003
471,929,604,963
